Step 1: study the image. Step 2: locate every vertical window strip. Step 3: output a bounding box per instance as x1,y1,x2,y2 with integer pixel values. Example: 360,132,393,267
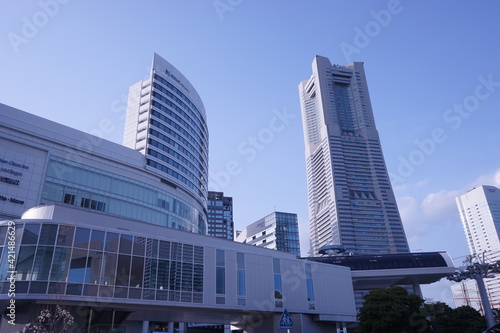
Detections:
236,252,245,298
216,249,225,298
305,263,315,302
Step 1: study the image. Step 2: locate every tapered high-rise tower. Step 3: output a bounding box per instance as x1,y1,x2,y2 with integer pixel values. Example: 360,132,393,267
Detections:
299,56,409,256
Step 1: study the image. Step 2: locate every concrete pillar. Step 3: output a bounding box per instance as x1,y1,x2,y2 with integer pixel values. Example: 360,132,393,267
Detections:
178,322,186,333
167,322,174,333
142,320,149,333
412,281,423,299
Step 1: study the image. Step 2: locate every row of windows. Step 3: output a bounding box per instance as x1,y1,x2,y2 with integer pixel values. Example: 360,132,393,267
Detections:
148,138,203,177
0,281,204,303
63,194,106,212
44,183,193,231
0,223,205,302
152,82,207,142
308,253,448,270
151,96,206,155
150,124,205,170
148,148,203,187
154,74,207,131
46,157,200,218
147,159,203,198
151,111,206,165
43,158,205,233
0,223,204,261
149,138,203,176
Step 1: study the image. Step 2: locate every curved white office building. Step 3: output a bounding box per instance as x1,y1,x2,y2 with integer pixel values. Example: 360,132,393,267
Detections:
0,103,207,234
124,53,209,208
0,54,209,234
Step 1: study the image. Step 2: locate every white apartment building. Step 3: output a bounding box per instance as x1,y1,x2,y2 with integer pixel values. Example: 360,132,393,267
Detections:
455,185,500,309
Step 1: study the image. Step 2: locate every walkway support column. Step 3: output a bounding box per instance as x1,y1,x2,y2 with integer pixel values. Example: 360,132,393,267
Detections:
142,320,149,333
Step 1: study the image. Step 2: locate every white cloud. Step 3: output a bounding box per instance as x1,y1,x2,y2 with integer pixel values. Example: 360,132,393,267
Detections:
396,168,500,248
468,168,500,188
420,189,461,221
421,279,456,307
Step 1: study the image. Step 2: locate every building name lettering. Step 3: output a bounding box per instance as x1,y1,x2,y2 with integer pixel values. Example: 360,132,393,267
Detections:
0,158,30,170
0,167,23,177
0,195,25,205
165,69,190,93
0,176,20,186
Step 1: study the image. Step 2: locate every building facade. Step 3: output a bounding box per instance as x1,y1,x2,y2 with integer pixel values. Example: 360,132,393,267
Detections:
124,53,209,209
0,204,357,333
298,55,409,256
235,212,300,256
0,104,357,333
207,191,234,240
0,103,207,234
455,185,500,309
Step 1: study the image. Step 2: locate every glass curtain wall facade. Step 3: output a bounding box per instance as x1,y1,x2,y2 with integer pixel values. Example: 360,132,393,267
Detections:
235,211,300,256
0,205,358,332
298,56,409,255
0,221,204,303
124,53,209,209
41,156,206,234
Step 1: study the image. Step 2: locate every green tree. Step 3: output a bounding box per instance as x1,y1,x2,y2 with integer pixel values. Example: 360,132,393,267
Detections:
422,302,454,333
440,305,486,333
358,286,428,333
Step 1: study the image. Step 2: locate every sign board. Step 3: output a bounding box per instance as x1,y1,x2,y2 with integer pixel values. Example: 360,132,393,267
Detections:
279,308,293,329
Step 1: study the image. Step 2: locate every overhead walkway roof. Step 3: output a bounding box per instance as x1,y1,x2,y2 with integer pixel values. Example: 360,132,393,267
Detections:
303,252,456,289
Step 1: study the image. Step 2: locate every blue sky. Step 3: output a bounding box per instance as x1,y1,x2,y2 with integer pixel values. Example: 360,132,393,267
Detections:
2,1,500,305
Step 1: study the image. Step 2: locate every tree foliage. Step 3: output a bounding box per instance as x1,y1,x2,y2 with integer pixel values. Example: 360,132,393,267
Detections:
358,286,427,333
422,302,453,333
439,305,486,333
23,305,74,333
358,287,488,333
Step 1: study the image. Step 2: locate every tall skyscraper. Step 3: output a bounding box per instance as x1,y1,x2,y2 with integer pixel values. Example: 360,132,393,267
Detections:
124,53,209,211
455,185,500,308
236,211,301,256
207,191,234,240
298,56,409,256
